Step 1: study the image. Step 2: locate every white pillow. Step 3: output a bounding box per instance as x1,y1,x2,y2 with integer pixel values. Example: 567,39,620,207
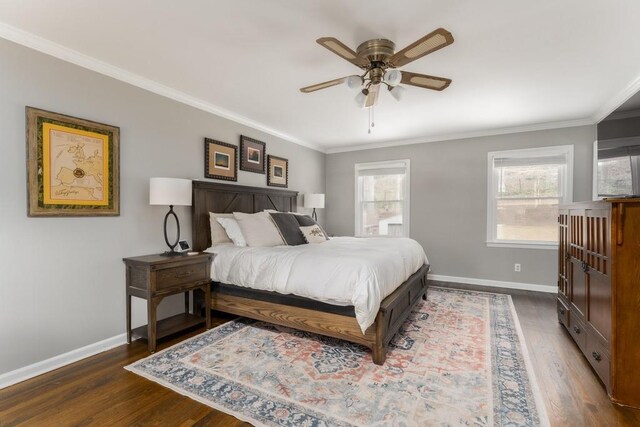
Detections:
233,211,285,247
209,212,233,245
216,217,247,247
300,225,328,244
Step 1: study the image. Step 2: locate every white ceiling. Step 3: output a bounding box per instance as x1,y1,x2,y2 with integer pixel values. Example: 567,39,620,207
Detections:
1,0,640,153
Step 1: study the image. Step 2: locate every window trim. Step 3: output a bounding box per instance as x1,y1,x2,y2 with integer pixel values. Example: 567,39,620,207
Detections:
354,159,411,237
486,145,574,249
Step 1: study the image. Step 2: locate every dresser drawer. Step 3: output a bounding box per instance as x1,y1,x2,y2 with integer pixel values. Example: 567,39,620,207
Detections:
586,331,610,390
155,263,209,290
568,311,586,353
557,298,569,329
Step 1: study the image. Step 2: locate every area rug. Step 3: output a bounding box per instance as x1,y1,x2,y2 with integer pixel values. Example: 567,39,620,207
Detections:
125,287,548,426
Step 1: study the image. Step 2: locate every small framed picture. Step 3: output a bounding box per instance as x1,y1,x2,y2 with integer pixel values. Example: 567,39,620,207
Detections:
204,138,237,181
240,135,266,174
267,155,288,188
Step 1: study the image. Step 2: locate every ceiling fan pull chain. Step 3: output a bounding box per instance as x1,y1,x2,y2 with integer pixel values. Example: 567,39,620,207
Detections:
372,106,375,129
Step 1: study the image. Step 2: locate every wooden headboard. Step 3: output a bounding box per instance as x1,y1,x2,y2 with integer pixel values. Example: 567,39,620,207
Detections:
191,181,298,251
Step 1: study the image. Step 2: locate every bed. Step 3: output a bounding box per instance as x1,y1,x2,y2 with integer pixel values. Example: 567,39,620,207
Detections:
191,180,430,364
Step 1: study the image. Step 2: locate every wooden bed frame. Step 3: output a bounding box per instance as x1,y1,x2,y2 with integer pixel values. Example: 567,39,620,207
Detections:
191,180,429,364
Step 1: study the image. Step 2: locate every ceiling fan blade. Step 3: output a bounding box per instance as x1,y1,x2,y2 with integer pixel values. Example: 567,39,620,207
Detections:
300,77,347,93
317,37,368,68
388,28,454,68
365,84,380,108
400,71,452,91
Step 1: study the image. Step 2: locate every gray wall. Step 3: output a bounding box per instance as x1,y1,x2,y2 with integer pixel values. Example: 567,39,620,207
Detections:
0,38,325,375
326,125,596,286
598,114,640,140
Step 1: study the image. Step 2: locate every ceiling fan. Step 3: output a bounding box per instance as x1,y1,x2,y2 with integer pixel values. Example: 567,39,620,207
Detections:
300,28,454,108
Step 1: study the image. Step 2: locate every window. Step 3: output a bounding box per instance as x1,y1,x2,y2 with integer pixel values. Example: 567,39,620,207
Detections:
487,146,573,249
355,159,410,237
595,139,640,197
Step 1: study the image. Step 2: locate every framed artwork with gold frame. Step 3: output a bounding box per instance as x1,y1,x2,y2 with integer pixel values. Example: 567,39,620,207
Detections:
267,155,288,188
204,138,238,181
26,107,120,217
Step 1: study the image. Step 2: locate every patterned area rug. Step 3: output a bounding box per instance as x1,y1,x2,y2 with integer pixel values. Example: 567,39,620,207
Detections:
126,287,548,426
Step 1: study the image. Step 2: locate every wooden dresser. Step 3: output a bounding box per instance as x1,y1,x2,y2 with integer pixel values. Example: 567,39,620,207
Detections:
558,199,640,408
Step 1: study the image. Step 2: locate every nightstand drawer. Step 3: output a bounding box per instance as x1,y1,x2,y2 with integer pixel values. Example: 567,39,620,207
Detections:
156,263,208,290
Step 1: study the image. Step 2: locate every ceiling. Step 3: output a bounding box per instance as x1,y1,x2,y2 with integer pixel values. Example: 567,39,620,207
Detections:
1,1,640,153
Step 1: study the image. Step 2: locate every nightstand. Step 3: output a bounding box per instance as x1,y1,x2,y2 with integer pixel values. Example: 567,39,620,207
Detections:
123,253,214,352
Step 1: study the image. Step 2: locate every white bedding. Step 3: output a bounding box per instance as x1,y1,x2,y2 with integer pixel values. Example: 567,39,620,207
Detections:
204,237,428,333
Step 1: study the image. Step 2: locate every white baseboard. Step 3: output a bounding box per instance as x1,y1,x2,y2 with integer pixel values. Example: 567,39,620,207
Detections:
0,333,127,390
428,273,557,294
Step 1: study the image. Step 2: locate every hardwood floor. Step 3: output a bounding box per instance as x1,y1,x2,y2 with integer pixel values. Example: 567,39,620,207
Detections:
1,283,639,426
433,282,640,427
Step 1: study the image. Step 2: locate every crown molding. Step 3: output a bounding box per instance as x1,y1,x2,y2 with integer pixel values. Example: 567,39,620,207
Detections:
0,22,324,153
324,118,594,154
592,73,640,124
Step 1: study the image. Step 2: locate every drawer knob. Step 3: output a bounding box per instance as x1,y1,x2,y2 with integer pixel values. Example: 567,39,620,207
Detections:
559,308,565,315
592,351,602,362
573,326,581,334
175,270,193,279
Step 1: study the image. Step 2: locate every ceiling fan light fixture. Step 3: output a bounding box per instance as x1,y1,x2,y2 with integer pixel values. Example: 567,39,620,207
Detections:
355,90,368,108
389,85,406,102
346,75,364,90
383,69,402,86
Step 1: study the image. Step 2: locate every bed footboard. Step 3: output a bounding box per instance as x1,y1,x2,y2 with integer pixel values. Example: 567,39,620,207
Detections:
201,263,430,365
372,264,430,364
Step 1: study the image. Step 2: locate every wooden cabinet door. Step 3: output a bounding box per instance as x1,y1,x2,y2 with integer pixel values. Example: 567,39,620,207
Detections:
558,210,570,300
570,259,588,320
568,209,586,320
585,208,612,344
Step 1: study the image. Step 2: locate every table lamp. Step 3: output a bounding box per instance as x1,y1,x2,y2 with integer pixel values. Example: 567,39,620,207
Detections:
149,177,192,256
304,193,325,221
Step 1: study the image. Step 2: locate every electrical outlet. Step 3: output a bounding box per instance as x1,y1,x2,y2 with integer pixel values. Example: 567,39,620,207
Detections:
514,263,521,272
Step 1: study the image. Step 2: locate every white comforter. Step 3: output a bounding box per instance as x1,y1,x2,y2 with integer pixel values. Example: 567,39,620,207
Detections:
205,237,428,333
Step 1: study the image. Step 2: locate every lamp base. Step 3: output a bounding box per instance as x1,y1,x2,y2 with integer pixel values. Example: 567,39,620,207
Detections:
162,205,182,256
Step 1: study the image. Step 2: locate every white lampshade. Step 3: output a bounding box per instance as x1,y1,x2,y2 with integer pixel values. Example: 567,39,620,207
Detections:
346,75,364,90
149,177,192,206
389,85,406,102
304,193,325,209
355,90,367,108
383,69,402,86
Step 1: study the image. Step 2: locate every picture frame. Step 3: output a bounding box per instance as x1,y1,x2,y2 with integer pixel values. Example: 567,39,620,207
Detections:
267,155,288,188
240,135,266,174
204,138,238,181
26,107,120,217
